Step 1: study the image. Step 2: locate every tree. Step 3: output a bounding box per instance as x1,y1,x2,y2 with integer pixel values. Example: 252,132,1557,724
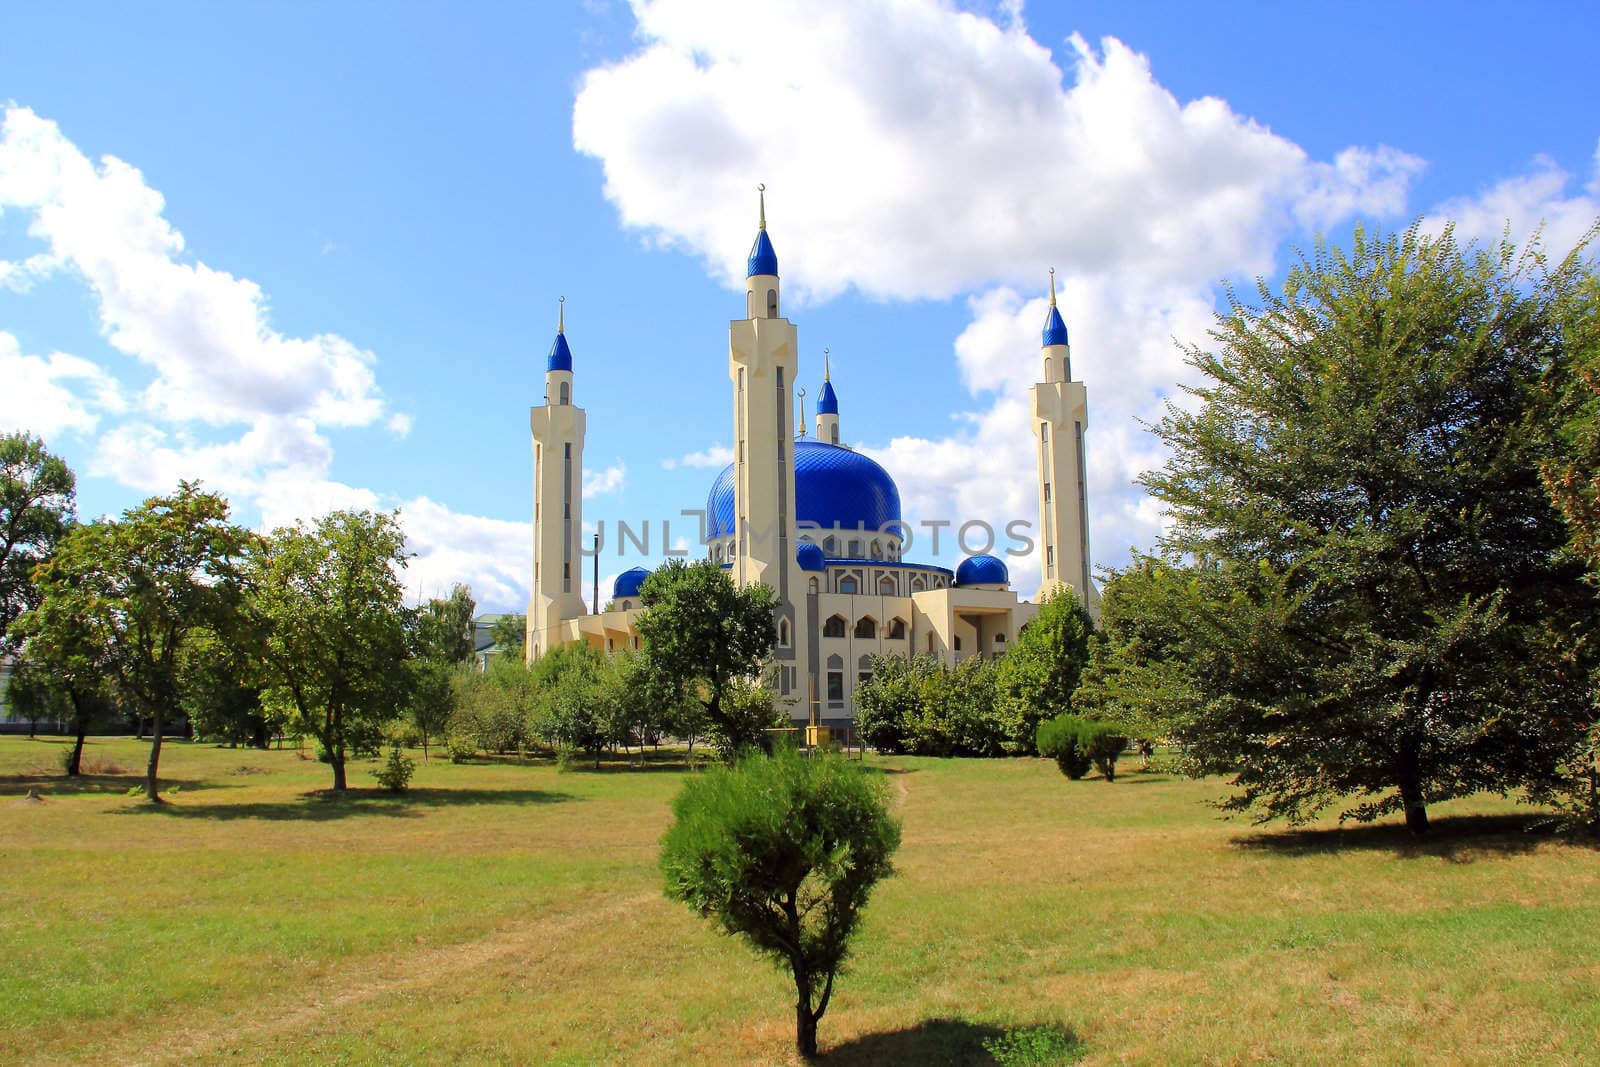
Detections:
415,584,476,665
853,654,1004,757
1138,224,1598,832
5,654,113,773
0,432,76,652
22,483,248,800
531,641,612,767
660,750,901,1059
181,626,273,748
407,659,455,761
489,612,527,659
249,510,413,791
636,559,778,754
993,588,1094,753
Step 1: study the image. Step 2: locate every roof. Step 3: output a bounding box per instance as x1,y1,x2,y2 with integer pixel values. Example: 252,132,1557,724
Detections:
547,330,573,372
1042,304,1069,348
816,378,838,415
705,440,902,549
955,554,1010,586
747,229,778,277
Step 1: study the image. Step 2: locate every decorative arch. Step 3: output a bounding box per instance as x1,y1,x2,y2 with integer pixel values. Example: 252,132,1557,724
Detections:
823,614,847,638
808,576,819,594
888,617,907,639
878,574,896,595
854,616,877,639
779,619,791,647
839,576,858,594
911,575,926,592
559,381,569,405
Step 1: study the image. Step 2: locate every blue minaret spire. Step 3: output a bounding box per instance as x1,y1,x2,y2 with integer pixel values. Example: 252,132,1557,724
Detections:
547,295,573,372
747,183,779,278
1042,267,1069,348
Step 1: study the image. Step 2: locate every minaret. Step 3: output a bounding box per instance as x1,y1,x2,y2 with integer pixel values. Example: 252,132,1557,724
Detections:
527,298,588,661
729,186,808,714
1029,269,1093,612
815,350,840,444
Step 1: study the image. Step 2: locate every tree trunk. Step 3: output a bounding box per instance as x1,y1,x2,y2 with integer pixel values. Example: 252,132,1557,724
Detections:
67,729,86,776
332,751,347,790
794,967,818,1059
145,707,164,802
1397,730,1428,835
421,732,429,762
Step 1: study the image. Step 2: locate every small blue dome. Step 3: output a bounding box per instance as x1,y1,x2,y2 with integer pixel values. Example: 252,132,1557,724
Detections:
705,440,902,548
796,543,825,572
955,554,1009,586
1042,305,1069,348
816,378,838,416
747,229,778,277
612,566,650,599
548,331,573,373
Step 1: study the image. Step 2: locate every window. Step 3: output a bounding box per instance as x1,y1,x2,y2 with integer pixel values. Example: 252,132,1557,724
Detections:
559,381,569,405
954,636,963,651
911,575,925,592
827,671,844,701
621,600,631,611
888,618,906,639
809,577,819,594
927,634,935,652
854,617,876,638
994,633,1005,645
1041,423,1048,442
870,540,883,560
878,575,895,595
848,539,861,557
1044,482,1052,503
779,619,791,647
767,289,778,317
823,536,836,555
830,427,839,444
858,672,872,687
781,668,791,695
839,577,858,594
823,615,846,638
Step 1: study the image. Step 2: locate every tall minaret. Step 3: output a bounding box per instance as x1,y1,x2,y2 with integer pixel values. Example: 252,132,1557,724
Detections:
729,186,807,713
1029,269,1093,611
815,350,840,444
527,298,588,661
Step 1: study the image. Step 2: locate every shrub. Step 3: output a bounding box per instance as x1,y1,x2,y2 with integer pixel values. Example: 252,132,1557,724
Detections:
1079,722,1128,782
660,750,901,1058
372,746,415,792
983,1024,1086,1065
445,735,477,763
1037,715,1091,780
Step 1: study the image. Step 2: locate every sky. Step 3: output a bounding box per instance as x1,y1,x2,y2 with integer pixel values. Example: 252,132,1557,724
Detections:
2,0,1597,612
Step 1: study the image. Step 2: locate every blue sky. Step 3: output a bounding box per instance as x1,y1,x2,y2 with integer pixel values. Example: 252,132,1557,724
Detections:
3,0,1597,611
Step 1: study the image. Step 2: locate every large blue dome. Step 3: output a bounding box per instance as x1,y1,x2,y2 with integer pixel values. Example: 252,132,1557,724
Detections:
612,566,650,599
705,440,902,547
956,554,1009,586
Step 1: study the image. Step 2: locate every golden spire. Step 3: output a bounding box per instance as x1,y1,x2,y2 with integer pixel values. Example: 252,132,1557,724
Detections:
558,295,565,334
797,386,807,437
758,183,766,231
1048,267,1056,308
824,346,831,381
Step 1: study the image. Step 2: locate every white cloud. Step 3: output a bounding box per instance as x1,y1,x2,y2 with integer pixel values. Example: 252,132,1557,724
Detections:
1428,147,1600,260
399,496,532,612
660,443,733,470
0,105,389,429
583,462,627,497
0,330,125,438
574,3,1421,303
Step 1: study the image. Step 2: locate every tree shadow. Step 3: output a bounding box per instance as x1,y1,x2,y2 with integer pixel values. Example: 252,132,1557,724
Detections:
1230,812,1586,862
825,1018,1008,1064
1,772,211,797
110,786,578,821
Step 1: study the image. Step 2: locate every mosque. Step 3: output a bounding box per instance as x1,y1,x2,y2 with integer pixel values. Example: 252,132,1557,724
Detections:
525,195,1094,724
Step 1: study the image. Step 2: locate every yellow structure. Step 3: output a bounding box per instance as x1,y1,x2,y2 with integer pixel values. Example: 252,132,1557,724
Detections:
527,196,1096,723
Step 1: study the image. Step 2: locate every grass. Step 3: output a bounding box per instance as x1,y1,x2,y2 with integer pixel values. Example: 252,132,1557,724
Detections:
1,736,1596,1065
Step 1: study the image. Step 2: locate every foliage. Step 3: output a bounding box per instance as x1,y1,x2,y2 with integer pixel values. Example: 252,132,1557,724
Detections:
660,750,901,1058
407,659,456,761
1036,714,1092,780
181,626,273,748
1133,224,1599,832
531,641,615,768
636,559,778,754
982,1024,1087,1065
414,583,476,665
21,482,248,800
1078,721,1127,782
993,589,1094,753
451,656,536,756
0,431,76,653
248,509,414,791
488,612,527,658
716,674,789,758
372,745,416,792
853,654,1004,757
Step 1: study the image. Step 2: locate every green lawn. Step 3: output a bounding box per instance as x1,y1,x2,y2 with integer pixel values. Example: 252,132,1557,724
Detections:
2,736,1595,1065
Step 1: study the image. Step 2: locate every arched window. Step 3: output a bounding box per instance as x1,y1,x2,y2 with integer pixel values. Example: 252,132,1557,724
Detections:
823,615,847,638
830,426,839,444
926,633,934,653
911,575,925,592
559,381,569,405
994,633,1006,645
767,289,778,317
870,540,883,560
809,577,819,594
823,536,836,555
620,600,631,611
779,619,791,647
878,574,895,595
839,577,858,594
848,539,861,557
888,618,906,639
954,636,963,651
854,617,876,638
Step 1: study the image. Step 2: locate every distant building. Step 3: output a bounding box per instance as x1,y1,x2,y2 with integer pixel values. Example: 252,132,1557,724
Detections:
527,194,1096,724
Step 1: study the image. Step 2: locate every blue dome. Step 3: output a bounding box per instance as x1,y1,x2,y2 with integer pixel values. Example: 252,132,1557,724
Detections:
612,566,650,599
816,378,838,415
747,229,778,277
547,331,573,372
1042,305,1069,348
956,554,1009,586
705,440,902,549
796,543,825,572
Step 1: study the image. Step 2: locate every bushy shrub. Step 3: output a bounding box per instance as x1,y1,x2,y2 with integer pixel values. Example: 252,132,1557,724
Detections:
372,745,415,792
1079,722,1128,782
983,1024,1086,1065
445,735,477,763
855,654,1005,757
1037,714,1092,779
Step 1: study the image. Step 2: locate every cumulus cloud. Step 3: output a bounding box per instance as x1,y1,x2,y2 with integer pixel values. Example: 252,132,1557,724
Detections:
1428,145,1600,259
583,462,627,497
661,443,734,470
398,496,533,611
0,105,389,429
0,331,125,437
574,2,1422,303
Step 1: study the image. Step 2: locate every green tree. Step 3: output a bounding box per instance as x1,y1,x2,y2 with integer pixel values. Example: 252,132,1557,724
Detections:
1140,224,1598,833
451,655,536,756
5,654,113,773
0,432,76,652
636,559,778,754
415,583,476,664
22,483,248,800
488,613,527,659
249,510,413,790
180,626,273,748
660,750,901,1059
993,588,1093,753
532,641,612,767
407,659,456,761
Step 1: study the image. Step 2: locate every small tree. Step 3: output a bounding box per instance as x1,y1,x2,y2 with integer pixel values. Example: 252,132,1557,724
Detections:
489,612,527,659
1036,714,1092,780
414,583,476,665
660,751,901,1059
407,659,456,761
0,431,76,652
994,588,1093,753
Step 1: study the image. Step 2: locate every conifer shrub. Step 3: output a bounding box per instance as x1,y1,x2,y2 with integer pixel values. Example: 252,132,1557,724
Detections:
1077,721,1128,782
372,745,416,792
1036,714,1092,779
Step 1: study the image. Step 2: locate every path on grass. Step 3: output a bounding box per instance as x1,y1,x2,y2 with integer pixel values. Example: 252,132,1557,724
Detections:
121,891,656,1066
